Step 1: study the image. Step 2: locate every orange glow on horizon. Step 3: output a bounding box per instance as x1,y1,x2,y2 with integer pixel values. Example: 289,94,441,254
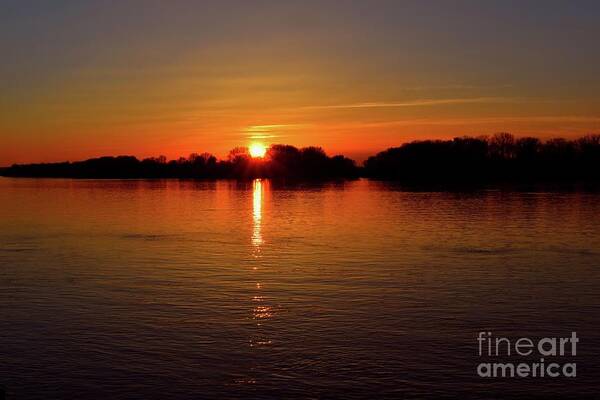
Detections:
2,2,600,167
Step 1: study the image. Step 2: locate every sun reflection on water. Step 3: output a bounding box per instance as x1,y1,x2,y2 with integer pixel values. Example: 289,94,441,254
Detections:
252,179,263,251
250,179,275,344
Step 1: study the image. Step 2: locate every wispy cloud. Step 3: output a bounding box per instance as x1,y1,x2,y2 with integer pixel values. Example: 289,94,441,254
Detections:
243,124,297,133
298,97,519,110
241,124,309,139
401,83,515,91
324,116,600,130
248,134,279,139
383,116,600,126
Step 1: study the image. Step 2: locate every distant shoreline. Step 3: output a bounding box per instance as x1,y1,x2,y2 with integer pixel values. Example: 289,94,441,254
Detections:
2,134,599,183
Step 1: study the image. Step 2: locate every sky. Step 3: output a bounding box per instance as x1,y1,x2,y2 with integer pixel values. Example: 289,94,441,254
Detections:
1,0,600,165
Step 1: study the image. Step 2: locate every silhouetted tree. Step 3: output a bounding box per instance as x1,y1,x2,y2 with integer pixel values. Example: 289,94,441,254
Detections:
489,132,516,160
266,145,301,178
3,135,599,182
363,134,600,183
515,137,541,161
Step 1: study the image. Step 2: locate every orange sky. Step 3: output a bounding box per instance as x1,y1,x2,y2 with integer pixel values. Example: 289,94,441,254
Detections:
1,1,599,165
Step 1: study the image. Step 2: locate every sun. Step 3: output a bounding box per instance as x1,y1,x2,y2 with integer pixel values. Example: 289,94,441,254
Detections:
249,143,267,158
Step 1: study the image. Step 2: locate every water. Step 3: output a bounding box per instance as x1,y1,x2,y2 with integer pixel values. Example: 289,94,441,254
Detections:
0,178,599,399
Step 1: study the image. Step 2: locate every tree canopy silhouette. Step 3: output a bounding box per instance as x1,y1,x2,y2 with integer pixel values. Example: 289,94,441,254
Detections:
2,135,599,182
1,144,359,180
363,133,600,183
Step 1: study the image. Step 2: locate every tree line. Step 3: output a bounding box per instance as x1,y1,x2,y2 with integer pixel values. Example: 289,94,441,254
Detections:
1,145,358,180
2,134,599,183
364,133,600,183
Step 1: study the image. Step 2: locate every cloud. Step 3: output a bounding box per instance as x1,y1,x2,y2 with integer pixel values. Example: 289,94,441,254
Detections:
298,97,519,110
375,116,600,126
248,134,279,139
243,124,298,133
320,116,600,131
241,124,309,138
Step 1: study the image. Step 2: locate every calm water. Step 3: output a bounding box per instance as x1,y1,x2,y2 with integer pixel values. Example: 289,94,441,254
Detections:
1,178,599,399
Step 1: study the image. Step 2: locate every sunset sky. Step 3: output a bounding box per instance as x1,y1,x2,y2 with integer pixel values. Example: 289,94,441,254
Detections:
2,0,600,165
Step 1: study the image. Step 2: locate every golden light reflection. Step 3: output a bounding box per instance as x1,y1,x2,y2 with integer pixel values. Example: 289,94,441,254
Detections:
249,339,273,347
252,305,273,320
252,179,263,251
249,178,274,348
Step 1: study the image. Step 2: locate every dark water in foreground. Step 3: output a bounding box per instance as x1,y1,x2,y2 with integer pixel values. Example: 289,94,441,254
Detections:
0,178,599,399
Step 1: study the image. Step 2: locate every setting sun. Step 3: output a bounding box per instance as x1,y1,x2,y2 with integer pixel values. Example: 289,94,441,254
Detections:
249,143,267,158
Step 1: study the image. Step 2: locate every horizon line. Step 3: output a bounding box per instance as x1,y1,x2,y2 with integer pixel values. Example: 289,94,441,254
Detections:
3,132,600,168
